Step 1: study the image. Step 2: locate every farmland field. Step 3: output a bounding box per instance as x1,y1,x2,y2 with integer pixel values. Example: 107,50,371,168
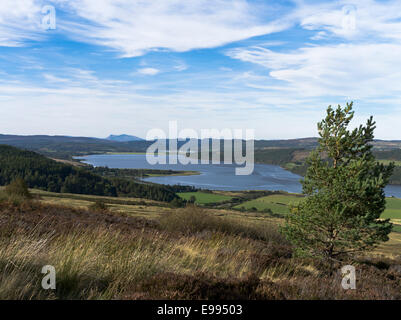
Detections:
381,197,401,220
27,189,401,253
177,191,233,204
234,194,304,214
382,197,401,231
379,159,401,166
235,193,401,232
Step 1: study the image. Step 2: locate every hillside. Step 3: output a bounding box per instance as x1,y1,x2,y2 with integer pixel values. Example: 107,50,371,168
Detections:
254,147,401,184
0,134,152,160
2,134,401,184
1,133,401,159
106,134,144,142
0,145,190,202
0,188,400,299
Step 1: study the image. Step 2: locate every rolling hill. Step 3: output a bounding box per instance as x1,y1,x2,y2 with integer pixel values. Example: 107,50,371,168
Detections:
0,144,189,202
106,134,144,142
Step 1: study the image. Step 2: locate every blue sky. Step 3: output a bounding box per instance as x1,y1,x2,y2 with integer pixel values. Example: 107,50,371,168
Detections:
1,0,401,139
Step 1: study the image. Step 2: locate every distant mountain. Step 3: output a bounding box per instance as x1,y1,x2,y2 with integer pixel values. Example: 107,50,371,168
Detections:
255,137,319,149
0,134,152,159
106,134,144,142
1,133,400,162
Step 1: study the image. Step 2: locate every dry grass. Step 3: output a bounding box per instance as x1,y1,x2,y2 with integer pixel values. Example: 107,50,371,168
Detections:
0,196,401,300
159,205,286,244
0,201,286,299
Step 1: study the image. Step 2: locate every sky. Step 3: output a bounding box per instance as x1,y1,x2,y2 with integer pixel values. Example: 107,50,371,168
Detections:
0,0,401,139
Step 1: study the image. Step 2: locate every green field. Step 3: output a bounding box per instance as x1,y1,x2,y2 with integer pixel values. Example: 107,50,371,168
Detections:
283,162,297,170
381,198,401,231
234,194,304,214
236,193,401,218
178,191,233,204
381,197,401,220
392,224,401,233
378,159,401,166
235,193,401,232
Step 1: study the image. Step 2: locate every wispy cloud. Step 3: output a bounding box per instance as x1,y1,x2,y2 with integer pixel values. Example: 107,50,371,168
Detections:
294,0,401,41
50,0,292,57
1,0,401,139
0,0,45,46
227,43,401,98
226,0,401,108
173,62,188,72
137,68,160,76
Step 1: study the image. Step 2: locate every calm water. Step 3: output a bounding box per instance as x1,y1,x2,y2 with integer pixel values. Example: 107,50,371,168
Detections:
76,154,401,198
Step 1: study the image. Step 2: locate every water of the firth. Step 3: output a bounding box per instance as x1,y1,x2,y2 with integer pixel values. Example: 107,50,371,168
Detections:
77,154,401,198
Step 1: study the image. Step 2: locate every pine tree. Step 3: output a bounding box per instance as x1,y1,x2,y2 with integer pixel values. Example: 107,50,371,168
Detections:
281,102,394,259
189,195,197,204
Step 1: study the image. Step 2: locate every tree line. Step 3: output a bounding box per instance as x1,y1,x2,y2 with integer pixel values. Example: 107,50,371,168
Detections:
0,145,194,202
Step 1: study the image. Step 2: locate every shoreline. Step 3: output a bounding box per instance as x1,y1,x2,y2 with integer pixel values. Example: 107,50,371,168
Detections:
74,153,401,190
144,170,201,177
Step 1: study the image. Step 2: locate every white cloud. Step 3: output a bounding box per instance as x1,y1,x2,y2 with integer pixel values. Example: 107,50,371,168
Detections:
174,62,188,72
0,0,292,54
137,68,160,76
2,0,401,139
227,43,401,99
294,0,401,41
0,0,45,46
2,67,401,139
226,0,401,110
43,73,70,83
52,0,292,57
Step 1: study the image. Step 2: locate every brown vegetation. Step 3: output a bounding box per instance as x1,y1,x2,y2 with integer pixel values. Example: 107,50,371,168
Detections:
0,196,400,300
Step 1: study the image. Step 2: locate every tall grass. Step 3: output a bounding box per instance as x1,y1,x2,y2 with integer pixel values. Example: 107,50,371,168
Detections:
0,179,37,208
0,206,279,299
158,205,286,243
0,202,400,299
0,224,279,299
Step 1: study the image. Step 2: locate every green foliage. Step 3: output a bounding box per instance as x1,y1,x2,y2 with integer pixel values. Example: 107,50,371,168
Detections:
281,103,394,259
169,197,186,208
89,200,109,212
0,144,116,196
1,178,33,205
110,177,183,202
0,145,183,202
0,134,151,160
254,148,298,165
5,178,32,199
91,166,198,180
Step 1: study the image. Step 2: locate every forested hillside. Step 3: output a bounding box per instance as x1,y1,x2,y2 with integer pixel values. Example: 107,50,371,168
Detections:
0,145,191,202
0,134,152,159
2,134,401,185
